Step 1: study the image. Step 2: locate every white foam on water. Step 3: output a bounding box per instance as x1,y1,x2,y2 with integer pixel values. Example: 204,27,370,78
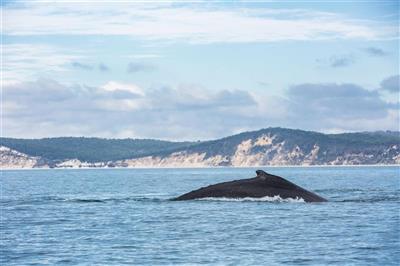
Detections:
195,195,305,203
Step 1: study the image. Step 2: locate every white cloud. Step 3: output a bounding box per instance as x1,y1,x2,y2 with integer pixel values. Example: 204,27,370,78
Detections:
3,79,259,139
2,43,82,84
102,81,144,96
3,3,396,43
285,82,399,132
126,54,162,59
3,78,398,139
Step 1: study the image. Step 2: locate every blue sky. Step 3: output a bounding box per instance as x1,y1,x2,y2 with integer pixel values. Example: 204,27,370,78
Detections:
2,0,399,140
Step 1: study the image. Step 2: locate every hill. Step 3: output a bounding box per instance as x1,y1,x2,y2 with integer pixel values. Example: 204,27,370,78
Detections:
0,137,195,162
1,128,399,168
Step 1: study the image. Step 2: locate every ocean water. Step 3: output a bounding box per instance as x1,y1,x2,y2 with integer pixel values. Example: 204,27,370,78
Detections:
1,166,399,265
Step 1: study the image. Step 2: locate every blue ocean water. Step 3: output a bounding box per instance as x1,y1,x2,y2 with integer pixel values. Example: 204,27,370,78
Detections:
1,166,399,265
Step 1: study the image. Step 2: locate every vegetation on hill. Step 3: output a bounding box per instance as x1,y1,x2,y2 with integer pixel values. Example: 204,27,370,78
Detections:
176,128,399,159
1,128,399,163
0,137,195,162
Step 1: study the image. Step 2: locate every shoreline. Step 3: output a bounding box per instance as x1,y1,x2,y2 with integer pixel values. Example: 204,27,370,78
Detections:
1,164,399,171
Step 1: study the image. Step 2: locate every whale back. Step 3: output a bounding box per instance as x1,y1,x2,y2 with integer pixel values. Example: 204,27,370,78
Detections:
173,170,327,202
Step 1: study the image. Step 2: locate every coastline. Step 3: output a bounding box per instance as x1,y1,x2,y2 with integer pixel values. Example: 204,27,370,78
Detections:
2,164,399,171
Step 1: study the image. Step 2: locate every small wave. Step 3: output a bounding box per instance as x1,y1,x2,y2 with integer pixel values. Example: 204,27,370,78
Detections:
62,196,164,203
315,188,364,193
194,195,305,203
315,188,389,193
2,195,166,206
1,196,65,206
68,199,106,203
338,196,399,203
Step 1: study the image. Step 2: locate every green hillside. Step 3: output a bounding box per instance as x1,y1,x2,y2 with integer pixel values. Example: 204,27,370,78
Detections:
0,137,195,162
1,128,399,163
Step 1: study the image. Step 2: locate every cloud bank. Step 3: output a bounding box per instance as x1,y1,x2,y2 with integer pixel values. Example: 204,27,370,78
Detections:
3,77,398,139
4,3,397,43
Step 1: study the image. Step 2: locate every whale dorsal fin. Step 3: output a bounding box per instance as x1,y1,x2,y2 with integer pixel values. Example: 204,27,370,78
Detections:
256,170,270,180
256,170,297,188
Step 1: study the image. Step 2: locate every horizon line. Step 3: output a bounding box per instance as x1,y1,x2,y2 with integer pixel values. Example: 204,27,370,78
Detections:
1,126,398,142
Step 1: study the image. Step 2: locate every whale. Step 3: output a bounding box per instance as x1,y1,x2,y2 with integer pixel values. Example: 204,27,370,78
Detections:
173,170,327,202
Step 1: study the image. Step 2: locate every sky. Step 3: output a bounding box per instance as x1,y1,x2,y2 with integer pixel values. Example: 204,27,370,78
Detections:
2,0,399,140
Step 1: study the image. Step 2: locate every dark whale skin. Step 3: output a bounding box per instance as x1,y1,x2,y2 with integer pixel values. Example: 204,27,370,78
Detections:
173,170,327,202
